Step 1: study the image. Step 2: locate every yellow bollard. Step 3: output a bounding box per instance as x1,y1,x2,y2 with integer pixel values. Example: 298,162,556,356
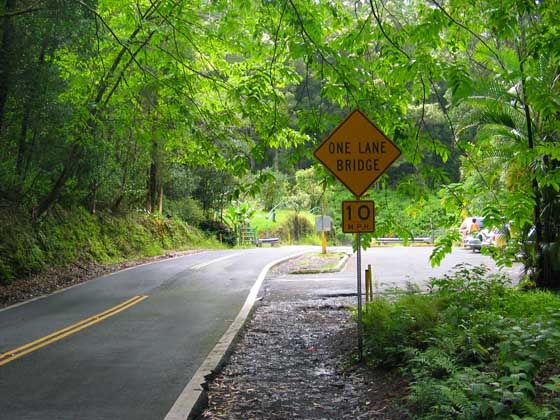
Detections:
368,264,373,301
365,267,370,306
322,231,327,254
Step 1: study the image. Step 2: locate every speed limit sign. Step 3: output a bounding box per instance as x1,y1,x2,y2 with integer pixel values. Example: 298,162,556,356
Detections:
342,201,375,233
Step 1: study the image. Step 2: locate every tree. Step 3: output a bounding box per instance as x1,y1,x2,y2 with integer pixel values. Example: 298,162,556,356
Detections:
225,201,256,243
437,0,560,288
257,168,288,211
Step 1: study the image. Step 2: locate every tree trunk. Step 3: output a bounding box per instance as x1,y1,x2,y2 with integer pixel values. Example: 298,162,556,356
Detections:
0,0,17,132
536,160,560,289
33,3,162,218
35,144,80,217
273,149,279,171
517,24,548,287
16,37,49,182
146,161,157,213
112,131,133,211
91,181,98,214
113,194,124,212
15,105,31,180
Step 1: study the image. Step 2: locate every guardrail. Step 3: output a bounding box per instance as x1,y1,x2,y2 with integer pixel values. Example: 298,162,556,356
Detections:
373,237,434,244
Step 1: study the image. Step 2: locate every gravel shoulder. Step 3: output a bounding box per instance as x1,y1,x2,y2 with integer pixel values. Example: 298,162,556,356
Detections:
198,253,409,419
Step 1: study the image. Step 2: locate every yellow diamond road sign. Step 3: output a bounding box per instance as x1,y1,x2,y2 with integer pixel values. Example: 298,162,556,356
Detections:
314,109,401,197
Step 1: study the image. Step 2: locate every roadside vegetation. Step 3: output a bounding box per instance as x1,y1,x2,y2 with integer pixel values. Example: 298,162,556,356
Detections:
362,266,560,418
0,207,214,283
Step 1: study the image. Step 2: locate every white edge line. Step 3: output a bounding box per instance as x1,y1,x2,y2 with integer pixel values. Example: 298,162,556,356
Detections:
0,250,208,314
162,249,310,420
190,253,240,270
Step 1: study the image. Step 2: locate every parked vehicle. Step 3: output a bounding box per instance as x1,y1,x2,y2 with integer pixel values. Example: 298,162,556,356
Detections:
467,229,492,252
466,221,511,252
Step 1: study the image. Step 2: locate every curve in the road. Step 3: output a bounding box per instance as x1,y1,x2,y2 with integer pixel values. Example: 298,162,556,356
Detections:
163,250,308,420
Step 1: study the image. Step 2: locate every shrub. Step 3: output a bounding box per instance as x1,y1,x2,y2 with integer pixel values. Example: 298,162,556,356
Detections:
362,265,560,419
0,215,46,283
199,219,236,246
362,292,444,367
273,214,313,242
426,264,512,319
165,197,205,226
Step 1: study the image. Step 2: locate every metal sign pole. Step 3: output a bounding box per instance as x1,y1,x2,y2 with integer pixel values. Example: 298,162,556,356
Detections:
313,109,402,362
356,232,363,360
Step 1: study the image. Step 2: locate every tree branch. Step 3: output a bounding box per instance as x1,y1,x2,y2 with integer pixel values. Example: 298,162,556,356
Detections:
0,1,44,18
368,0,410,59
428,75,499,203
102,31,156,109
411,77,427,166
268,0,290,135
288,0,357,107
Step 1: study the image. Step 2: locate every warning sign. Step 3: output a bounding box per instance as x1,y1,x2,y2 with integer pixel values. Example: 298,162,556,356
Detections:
314,110,401,197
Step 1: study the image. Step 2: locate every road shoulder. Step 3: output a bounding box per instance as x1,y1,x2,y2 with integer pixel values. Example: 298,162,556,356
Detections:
0,250,205,310
197,257,409,419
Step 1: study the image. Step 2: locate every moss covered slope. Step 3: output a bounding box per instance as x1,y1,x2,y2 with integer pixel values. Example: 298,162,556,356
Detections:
0,207,213,284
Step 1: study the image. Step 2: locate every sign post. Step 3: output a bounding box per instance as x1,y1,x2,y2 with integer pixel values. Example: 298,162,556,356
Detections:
356,232,363,356
314,109,401,360
342,200,375,358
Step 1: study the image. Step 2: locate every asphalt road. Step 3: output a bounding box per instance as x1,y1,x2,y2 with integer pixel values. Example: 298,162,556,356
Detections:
0,245,522,420
266,245,523,301
0,247,309,420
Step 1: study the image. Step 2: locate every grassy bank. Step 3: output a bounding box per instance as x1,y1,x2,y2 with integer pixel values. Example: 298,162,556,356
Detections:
0,207,215,284
251,209,321,245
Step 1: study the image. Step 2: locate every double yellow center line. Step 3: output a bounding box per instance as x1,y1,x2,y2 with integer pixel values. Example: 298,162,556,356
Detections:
0,295,148,367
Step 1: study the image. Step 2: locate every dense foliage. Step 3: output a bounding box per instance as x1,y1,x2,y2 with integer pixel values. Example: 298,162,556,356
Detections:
363,266,560,418
1,0,558,286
